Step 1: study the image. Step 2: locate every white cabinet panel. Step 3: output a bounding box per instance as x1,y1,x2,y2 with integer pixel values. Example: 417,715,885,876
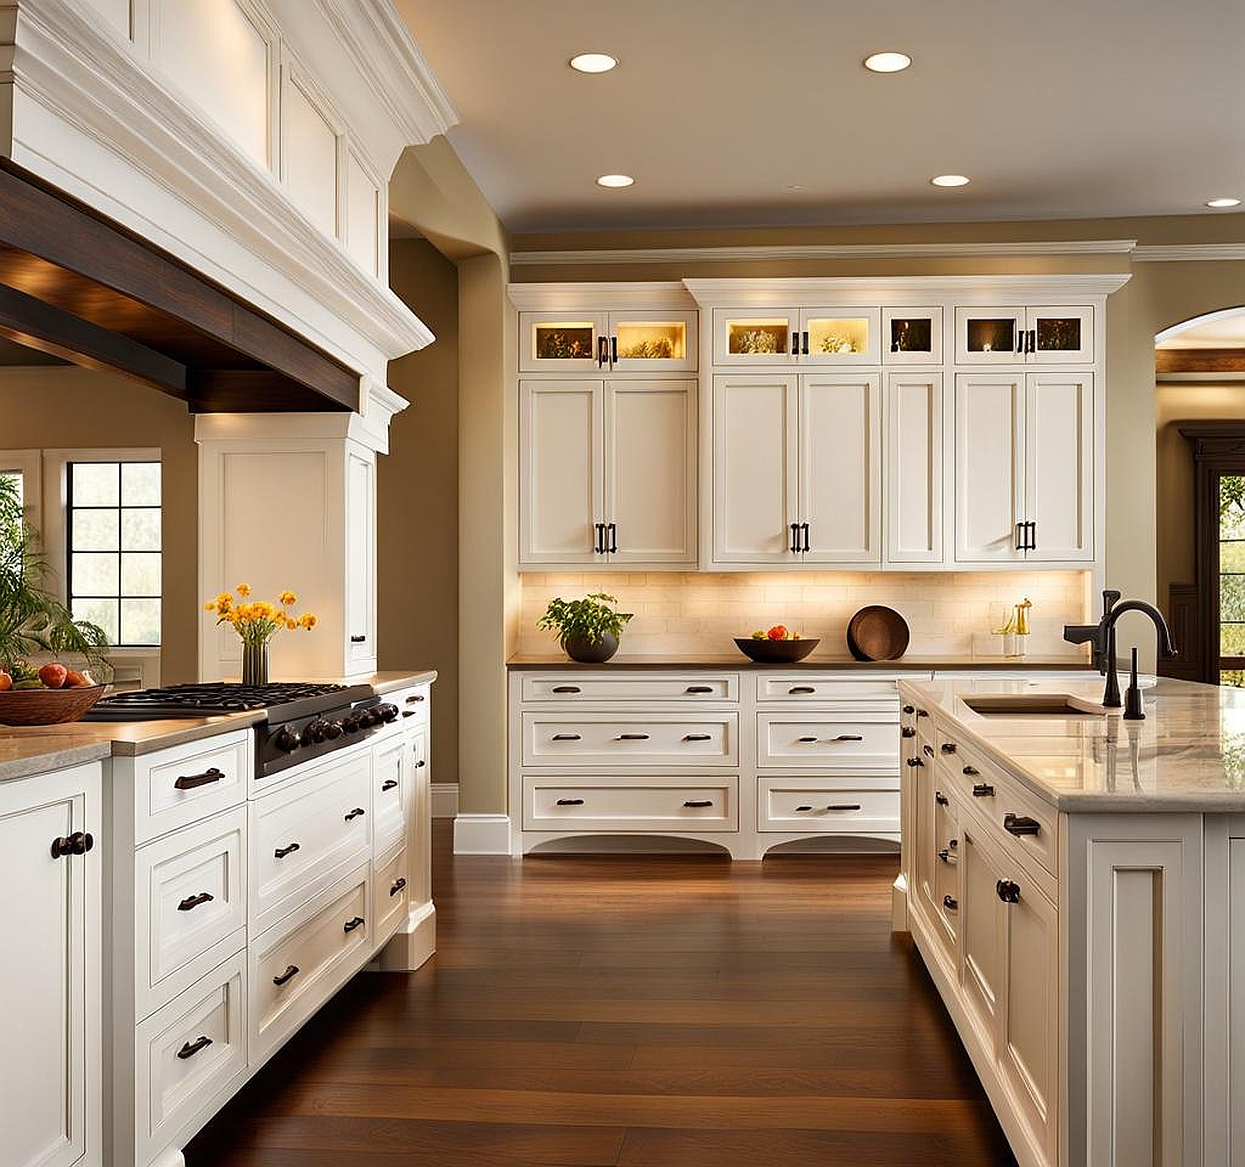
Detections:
345,446,376,666
955,373,1025,563
282,68,339,237
712,374,798,563
606,380,696,566
885,373,944,565
958,815,1005,1049
519,380,604,564
799,374,880,564
1026,373,1094,562
345,152,380,277
372,735,407,861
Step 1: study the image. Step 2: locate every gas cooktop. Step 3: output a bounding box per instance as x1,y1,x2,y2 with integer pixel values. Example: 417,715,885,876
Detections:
83,681,368,720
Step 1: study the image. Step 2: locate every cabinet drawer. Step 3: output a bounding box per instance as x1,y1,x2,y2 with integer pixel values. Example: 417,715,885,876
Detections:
758,780,899,833
373,846,409,944
391,683,431,727
372,736,407,859
136,806,247,1019
132,730,251,844
135,951,247,1167
521,673,738,703
249,753,371,936
757,714,897,771
757,675,907,708
522,712,737,767
250,865,371,1064
523,775,738,833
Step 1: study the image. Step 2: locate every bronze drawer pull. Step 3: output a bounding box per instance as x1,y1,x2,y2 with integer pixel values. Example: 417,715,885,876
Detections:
556,798,585,806
552,685,581,694
402,710,416,718
683,800,713,808
405,694,425,704
798,736,819,743
616,733,649,741
795,805,813,812
996,879,1021,903
943,895,958,912
937,848,955,863
382,779,399,791
906,757,923,768
972,783,995,798
963,765,980,776
177,892,215,912
390,877,407,897
916,709,929,718
272,965,299,987
901,727,916,738
833,734,863,742
350,635,367,643
551,734,581,741
923,744,935,757
683,734,712,742
789,686,816,695
1004,813,1041,837
50,832,93,859
941,743,957,754
174,767,223,791
902,704,915,714
274,842,300,859
344,807,366,822
343,916,365,933
414,760,427,768
935,791,949,806
686,685,714,694
826,803,861,811
177,1036,213,1060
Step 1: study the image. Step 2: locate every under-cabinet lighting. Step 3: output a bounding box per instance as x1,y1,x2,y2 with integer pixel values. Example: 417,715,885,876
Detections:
863,51,912,73
570,52,618,73
596,174,635,188
931,174,970,187
1206,197,1241,208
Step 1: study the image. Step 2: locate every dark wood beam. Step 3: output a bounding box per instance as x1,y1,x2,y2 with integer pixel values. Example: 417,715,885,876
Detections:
0,282,187,399
188,369,352,413
0,163,359,411
1157,347,1245,374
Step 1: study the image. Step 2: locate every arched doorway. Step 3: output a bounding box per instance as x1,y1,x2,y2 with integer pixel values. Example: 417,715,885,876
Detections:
1156,308,1245,685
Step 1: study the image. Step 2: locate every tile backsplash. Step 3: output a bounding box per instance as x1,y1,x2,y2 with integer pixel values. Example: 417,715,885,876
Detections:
518,571,1094,660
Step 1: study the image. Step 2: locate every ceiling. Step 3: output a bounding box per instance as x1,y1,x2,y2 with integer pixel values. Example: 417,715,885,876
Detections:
1157,311,1245,350
395,0,1245,234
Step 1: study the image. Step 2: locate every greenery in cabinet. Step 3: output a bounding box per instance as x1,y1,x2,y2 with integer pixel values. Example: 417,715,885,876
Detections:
0,474,109,672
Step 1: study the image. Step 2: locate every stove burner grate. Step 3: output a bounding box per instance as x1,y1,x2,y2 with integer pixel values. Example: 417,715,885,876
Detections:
83,681,355,719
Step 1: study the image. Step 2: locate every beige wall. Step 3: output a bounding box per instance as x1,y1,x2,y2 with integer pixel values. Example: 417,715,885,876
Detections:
0,366,199,682
381,239,461,786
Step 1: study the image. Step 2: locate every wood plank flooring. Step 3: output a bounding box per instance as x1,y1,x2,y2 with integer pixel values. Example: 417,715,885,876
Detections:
185,824,1017,1166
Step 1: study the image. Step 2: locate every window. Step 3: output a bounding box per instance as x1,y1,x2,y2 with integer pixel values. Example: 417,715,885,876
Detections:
67,460,162,646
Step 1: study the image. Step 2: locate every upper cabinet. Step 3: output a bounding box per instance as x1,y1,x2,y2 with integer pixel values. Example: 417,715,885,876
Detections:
883,307,944,365
520,311,698,374
712,308,881,366
955,305,1095,365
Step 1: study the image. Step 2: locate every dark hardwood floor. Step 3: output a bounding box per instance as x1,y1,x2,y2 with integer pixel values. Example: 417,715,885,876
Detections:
185,823,1016,1167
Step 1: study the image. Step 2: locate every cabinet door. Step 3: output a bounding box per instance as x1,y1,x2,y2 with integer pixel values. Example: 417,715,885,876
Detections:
607,311,698,373
1025,373,1094,561
712,308,798,365
932,784,960,953
913,759,939,923
885,372,944,565
712,374,799,563
1027,305,1094,364
345,446,376,668
955,307,1025,365
605,380,697,566
958,815,1006,1050
519,380,605,566
798,307,881,365
519,311,607,373
0,764,100,1167
883,307,943,365
799,374,881,564
954,374,1026,563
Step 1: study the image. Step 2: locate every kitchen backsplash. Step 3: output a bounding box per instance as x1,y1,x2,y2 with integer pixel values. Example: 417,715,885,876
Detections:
517,571,1094,660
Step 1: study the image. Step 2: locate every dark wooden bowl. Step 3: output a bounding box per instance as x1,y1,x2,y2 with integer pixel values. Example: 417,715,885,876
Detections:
734,637,819,663
0,684,106,726
846,606,910,661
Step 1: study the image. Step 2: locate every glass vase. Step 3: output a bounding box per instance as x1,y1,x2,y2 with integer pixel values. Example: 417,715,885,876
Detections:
241,640,270,687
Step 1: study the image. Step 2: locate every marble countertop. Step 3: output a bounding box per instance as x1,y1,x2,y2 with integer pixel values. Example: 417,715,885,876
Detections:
508,653,1092,671
0,668,436,784
899,674,1245,812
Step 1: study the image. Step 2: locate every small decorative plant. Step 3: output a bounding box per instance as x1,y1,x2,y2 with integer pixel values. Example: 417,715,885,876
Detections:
204,584,318,684
538,593,633,663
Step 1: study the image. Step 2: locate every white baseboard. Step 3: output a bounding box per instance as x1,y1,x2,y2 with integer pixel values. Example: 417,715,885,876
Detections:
453,813,511,855
431,782,459,819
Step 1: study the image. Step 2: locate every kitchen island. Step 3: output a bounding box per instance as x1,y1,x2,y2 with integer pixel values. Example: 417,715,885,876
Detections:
896,673,1242,1167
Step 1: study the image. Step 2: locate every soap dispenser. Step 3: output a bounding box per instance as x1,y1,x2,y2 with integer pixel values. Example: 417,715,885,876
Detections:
1123,647,1145,721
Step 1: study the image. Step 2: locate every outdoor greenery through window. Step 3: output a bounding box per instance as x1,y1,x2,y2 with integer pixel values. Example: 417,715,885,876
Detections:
1222,474,1245,687
68,461,161,646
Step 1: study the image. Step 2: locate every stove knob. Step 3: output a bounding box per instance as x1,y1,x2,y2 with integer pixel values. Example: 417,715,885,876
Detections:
360,709,381,729
324,720,343,740
305,720,328,744
379,703,399,723
273,726,302,753
342,716,362,734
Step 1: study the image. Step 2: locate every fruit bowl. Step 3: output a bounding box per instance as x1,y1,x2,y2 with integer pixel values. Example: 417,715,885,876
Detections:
0,685,106,726
734,637,819,663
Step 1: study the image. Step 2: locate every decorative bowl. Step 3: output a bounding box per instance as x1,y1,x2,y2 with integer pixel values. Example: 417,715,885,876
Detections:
846,606,910,661
734,637,819,663
0,685,106,726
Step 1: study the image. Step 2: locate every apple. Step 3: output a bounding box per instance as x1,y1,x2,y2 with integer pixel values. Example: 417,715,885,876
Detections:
0,671,10,692
64,668,88,688
38,662,68,689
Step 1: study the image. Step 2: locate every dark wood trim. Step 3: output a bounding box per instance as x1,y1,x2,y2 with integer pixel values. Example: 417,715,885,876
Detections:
1161,583,1202,681
187,369,351,413
0,163,358,411
0,282,187,399
1157,347,1245,375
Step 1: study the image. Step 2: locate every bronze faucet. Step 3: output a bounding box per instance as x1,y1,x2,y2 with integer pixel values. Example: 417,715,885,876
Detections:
1063,590,1177,708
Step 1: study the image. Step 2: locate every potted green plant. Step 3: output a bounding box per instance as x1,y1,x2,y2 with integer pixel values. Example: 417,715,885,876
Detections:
537,592,633,663
0,474,110,677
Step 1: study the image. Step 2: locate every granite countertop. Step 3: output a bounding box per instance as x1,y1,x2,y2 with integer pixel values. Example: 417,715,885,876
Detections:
899,674,1245,812
0,668,437,784
507,653,1092,671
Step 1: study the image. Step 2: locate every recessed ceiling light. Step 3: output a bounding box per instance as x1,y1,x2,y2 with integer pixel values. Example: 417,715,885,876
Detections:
863,51,912,73
931,174,970,187
570,52,618,73
1207,197,1241,208
596,174,634,188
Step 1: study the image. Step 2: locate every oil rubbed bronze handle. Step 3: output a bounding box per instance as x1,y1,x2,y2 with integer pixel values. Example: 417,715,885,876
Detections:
551,734,581,741
343,916,365,933
826,803,861,811
272,965,299,987
938,848,955,863
963,765,980,776
972,783,995,798
833,734,863,742
177,892,215,912
789,686,816,695
795,805,814,812
174,767,223,791
902,727,916,738
1004,813,1041,837
941,742,957,754
350,635,367,644
683,734,712,742
552,685,581,694
382,779,399,792
997,879,1021,904
798,736,819,743
686,685,714,694
935,791,949,806
923,745,935,757
274,842,300,859
943,895,958,912
616,733,649,741
177,1036,213,1060
344,807,366,822
903,705,915,715
390,877,407,897
683,800,713,808
405,694,426,704
906,757,923,767
556,798,585,806
50,832,94,859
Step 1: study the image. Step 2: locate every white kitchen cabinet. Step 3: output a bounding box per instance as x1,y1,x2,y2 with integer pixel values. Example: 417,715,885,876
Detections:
0,762,101,1167
955,305,1094,365
519,310,697,374
884,372,945,565
712,373,880,567
345,444,377,669
712,307,880,365
797,307,881,365
519,378,696,569
882,306,944,365
954,372,1094,564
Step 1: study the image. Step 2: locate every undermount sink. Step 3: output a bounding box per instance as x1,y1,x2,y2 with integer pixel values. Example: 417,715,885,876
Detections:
962,694,1107,719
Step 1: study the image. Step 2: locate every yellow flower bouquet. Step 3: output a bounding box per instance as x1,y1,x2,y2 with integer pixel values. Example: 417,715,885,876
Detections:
204,584,317,685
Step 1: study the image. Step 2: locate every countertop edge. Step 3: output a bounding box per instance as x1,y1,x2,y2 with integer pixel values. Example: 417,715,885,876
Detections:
507,656,1092,672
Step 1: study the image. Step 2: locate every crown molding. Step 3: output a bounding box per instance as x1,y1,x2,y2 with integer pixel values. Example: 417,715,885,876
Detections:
1134,244,1245,262
510,239,1140,267
508,281,695,311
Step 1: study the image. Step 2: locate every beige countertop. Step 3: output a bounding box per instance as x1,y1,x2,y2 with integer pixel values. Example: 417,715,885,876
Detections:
900,674,1245,812
0,668,436,784
507,653,1092,671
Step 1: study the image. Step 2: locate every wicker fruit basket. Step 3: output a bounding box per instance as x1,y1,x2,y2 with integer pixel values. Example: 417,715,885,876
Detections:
0,685,106,726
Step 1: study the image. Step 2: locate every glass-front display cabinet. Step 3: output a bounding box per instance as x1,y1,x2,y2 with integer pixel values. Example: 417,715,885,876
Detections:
955,305,1094,365
882,307,943,364
521,310,698,373
607,311,698,372
713,308,799,364
1027,306,1094,364
955,307,1025,364
520,312,606,372
798,307,881,365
